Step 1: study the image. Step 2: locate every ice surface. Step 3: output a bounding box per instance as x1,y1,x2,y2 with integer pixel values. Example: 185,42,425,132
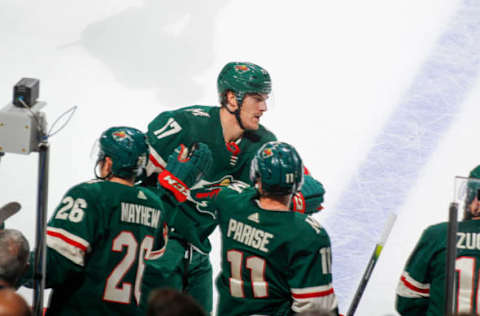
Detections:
1,1,479,315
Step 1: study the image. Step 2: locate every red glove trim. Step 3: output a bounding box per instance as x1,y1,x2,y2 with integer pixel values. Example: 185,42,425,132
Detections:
158,170,189,202
292,192,306,213
177,144,190,162
303,166,310,175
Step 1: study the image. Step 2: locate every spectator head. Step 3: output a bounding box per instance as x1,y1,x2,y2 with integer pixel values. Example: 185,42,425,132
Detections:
0,229,30,288
0,288,32,316
147,288,206,316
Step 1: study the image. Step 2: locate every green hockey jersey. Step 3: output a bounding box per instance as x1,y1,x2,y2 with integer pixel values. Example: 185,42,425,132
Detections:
193,184,338,316
38,180,172,316
396,220,480,315
146,105,277,252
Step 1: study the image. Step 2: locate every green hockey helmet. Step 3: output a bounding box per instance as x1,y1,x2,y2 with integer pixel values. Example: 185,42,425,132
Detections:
217,61,272,107
250,141,304,196
96,126,148,180
466,165,480,204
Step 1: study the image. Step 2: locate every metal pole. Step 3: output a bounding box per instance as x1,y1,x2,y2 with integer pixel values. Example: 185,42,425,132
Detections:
445,202,458,316
33,141,49,316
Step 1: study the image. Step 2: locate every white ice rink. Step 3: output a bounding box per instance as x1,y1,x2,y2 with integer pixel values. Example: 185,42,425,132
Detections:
1,1,479,315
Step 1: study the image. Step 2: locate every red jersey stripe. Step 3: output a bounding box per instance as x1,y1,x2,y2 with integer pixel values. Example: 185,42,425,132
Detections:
400,276,430,294
292,288,334,299
47,230,88,252
149,154,165,170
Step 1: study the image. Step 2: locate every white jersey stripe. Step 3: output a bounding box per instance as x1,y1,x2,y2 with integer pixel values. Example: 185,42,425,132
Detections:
291,284,338,313
46,227,90,266
291,284,333,295
147,247,166,260
146,145,167,176
396,271,430,298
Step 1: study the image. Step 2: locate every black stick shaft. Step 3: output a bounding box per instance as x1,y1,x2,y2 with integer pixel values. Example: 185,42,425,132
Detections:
445,202,458,316
346,246,381,316
346,214,397,316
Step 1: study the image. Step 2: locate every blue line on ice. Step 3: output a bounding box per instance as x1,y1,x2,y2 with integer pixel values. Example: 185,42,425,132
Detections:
323,0,480,310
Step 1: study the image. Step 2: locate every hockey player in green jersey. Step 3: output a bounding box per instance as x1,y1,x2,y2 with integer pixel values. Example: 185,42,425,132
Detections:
191,141,338,315
21,126,212,316
396,165,480,315
143,61,326,313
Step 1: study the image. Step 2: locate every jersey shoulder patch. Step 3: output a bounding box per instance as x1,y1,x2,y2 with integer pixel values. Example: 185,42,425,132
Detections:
168,105,219,139
182,105,213,118
178,105,216,119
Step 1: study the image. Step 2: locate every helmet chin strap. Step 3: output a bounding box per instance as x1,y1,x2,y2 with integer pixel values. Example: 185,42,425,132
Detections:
233,109,245,130
94,159,112,180
225,94,246,130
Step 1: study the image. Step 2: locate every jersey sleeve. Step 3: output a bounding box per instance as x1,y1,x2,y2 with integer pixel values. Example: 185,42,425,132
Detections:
147,187,178,259
146,110,191,175
288,218,338,314
395,227,435,315
42,183,102,286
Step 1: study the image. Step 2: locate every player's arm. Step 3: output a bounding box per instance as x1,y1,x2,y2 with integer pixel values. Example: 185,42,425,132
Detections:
146,111,190,176
22,184,99,288
395,229,433,315
288,217,339,315
291,171,325,215
157,143,213,203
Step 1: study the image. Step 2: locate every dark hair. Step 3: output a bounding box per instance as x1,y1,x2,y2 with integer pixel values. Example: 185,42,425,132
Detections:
0,229,30,287
147,288,206,316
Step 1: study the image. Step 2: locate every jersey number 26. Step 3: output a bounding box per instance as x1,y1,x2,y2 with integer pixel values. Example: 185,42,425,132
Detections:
103,231,154,305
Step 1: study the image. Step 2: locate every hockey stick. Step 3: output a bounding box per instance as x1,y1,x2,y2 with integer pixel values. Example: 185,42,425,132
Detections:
0,201,21,225
346,213,397,316
444,202,458,316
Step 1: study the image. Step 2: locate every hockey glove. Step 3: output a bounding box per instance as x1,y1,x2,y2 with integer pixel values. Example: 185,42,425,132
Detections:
158,143,213,202
291,175,325,214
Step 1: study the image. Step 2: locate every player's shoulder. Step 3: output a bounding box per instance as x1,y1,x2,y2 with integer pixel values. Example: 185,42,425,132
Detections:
423,221,448,239
212,184,256,211
179,105,217,117
217,182,255,200
292,213,330,245
64,179,105,197
257,124,276,140
152,105,217,123
243,124,277,148
148,105,218,139
135,186,165,204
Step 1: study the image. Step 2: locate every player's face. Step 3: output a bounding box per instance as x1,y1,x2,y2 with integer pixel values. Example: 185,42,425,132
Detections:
469,196,480,217
239,93,268,130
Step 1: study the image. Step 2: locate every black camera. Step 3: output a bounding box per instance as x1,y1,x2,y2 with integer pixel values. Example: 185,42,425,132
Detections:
0,78,46,154
13,78,40,108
